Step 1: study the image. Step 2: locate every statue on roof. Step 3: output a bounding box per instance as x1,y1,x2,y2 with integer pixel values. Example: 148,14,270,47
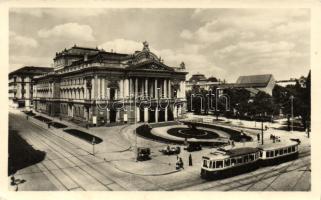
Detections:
142,41,150,52
180,61,185,69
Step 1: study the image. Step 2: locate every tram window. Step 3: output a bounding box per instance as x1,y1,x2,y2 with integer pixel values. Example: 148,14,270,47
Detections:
216,160,223,168
288,147,292,153
244,155,249,163
249,154,255,161
209,161,212,168
291,146,295,152
224,159,231,167
280,149,284,155
231,158,236,166
284,148,288,154
266,151,270,158
259,151,263,158
270,151,274,157
203,160,208,167
275,150,279,156
237,157,243,164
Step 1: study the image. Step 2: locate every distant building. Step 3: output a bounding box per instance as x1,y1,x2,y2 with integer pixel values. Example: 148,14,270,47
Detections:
235,74,276,95
9,66,53,109
186,73,222,91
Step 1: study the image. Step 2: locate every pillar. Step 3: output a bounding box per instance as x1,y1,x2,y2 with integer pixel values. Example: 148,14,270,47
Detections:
124,78,129,98
154,79,158,99
173,106,177,119
165,107,168,122
119,79,124,99
116,109,120,122
106,108,110,123
136,107,140,122
145,78,148,97
164,79,167,98
97,77,101,99
135,78,138,98
129,78,133,97
102,78,105,99
149,79,154,98
155,107,159,123
144,107,149,123
168,79,171,99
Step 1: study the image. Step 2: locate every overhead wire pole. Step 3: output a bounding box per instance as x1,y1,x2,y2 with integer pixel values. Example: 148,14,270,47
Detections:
290,95,294,132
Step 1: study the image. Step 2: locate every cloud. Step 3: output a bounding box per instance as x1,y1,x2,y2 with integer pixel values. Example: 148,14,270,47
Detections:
10,32,38,48
11,8,106,18
180,29,193,40
38,23,95,42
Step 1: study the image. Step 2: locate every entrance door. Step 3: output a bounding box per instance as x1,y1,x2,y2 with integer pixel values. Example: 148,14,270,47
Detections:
110,109,116,123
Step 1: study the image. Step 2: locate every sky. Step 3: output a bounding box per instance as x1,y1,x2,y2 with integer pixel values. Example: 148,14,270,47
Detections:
9,8,310,82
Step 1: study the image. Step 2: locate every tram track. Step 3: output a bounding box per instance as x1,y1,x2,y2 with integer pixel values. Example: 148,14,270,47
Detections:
10,113,123,190
11,112,166,191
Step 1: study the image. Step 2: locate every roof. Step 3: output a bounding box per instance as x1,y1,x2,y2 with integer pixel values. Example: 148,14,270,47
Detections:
189,73,207,82
9,66,53,76
205,147,260,160
236,74,273,87
259,140,298,151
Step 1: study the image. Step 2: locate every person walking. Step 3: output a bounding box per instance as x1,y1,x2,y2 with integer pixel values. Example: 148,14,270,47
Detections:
189,153,193,166
179,157,184,169
257,133,260,142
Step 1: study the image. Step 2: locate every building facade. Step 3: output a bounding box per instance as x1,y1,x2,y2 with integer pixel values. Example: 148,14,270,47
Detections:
33,42,188,126
185,73,222,91
9,66,53,109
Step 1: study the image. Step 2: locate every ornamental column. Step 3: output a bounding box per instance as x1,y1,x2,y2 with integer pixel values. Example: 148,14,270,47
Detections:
124,78,129,98
135,78,138,98
145,78,148,97
164,79,167,98
168,79,171,99
154,79,158,99
119,79,124,99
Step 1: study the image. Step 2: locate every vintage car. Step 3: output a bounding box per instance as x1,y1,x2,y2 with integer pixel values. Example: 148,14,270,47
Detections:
137,147,151,161
184,143,202,152
159,146,181,155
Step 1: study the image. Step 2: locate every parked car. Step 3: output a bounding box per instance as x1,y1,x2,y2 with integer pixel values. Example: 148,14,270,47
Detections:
160,146,181,155
184,143,202,152
137,147,151,161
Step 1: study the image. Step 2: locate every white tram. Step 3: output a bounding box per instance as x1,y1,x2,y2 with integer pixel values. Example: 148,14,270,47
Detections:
259,140,299,166
201,147,260,179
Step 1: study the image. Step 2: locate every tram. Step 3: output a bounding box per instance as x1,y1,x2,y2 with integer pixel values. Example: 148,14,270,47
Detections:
259,140,299,166
200,147,260,179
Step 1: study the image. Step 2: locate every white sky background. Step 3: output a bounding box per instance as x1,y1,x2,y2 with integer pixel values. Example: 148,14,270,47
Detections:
9,8,310,82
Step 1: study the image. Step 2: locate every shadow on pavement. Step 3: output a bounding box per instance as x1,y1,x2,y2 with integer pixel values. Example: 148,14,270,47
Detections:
8,129,46,176
63,129,103,144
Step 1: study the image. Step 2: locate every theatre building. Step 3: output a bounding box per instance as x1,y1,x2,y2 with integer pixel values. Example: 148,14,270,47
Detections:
33,42,187,126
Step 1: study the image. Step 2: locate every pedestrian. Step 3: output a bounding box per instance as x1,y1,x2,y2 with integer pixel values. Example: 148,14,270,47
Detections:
179,157,184,169
231,140,235,148
189,153,193,166
176,157,181,170
26,115,29,120
257,133,260,142
48,123,51,129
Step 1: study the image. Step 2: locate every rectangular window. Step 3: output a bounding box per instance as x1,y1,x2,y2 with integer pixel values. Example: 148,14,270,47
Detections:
203,160,208,168
224,159,231,167
270,151,274,157
249,154,255,161
237,157,243,164
216,160,223,168
231,158,236,166
288,147,292,153
266,151,270,158
292,146,295,152
275,150,279,156
284,148,288,154
280,149,284,155
244,155,249,163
